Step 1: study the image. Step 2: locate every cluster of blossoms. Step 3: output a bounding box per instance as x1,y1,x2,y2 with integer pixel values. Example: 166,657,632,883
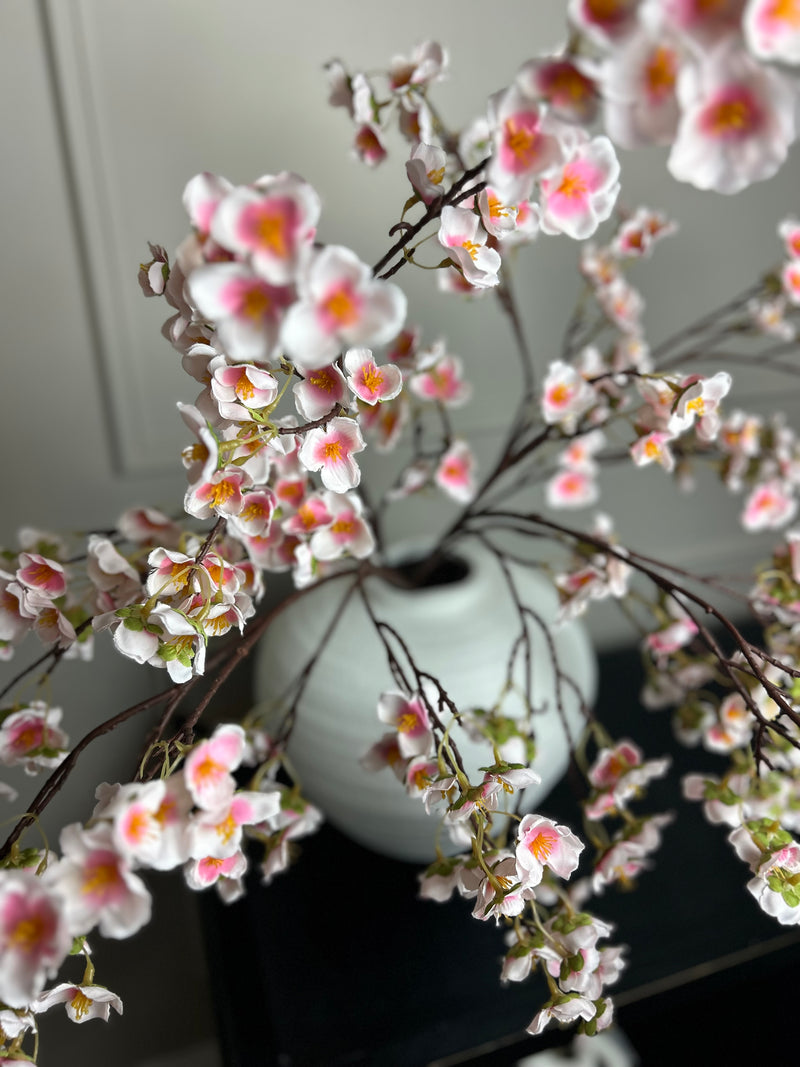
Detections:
365,682,675,1036
0,721,320,1047
3,8,800,1061
329,0,800,306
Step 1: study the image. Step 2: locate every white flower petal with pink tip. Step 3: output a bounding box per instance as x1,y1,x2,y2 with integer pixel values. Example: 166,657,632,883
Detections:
344,347,403,405
298,417,366,493
435,440,476,503
184,724,246,811
210,173,320,284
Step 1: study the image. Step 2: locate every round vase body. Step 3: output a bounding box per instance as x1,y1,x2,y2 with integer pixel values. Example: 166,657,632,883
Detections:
254,539,597,862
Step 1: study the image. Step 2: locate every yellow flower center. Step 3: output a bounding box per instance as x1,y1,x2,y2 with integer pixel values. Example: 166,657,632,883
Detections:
209,481,235,509
255,210,288,258
527,829,557,862
504,117,538,166
645,46,676,99
557,170,588,199
360,363,384,392
82,860,121,897
235,370,256,401
323,289,358,326
70,990,93,1020
9,915,46,952
769,0,800,23
241,287,271,321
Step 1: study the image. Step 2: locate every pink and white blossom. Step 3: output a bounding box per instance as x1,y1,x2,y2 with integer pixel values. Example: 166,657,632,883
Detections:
515,814,584,888
281,246,406,371
48,823,152,939
292,363,348,422
487,84,564,201
668,41,797,193
0,702,69,775
435,440,476,504
188,789,280,860
210,359,279,421
16,554,66,600
539,135,621,241
630,430,677,472
517,54,599,125
541,361,595,431
742,479,797,531
298,417,366,493
377,691,433,759
309,492,375,561
209,173,320,284
33,982,123,1024
405,143,448,202
343,346,403,405
184,724,246,811
188,262,294,363
0,870,71,1008
438,207,501,289
411,345,472,407
547,469,599,509
184,466,252,520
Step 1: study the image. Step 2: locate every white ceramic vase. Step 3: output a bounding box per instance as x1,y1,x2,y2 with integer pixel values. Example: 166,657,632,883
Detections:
254,538,597,862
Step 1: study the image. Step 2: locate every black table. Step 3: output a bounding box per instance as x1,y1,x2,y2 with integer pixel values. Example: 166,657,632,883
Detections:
202,645,800,1066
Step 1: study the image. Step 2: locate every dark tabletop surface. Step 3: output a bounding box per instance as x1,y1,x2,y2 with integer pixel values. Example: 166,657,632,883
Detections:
201,643,800,1066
